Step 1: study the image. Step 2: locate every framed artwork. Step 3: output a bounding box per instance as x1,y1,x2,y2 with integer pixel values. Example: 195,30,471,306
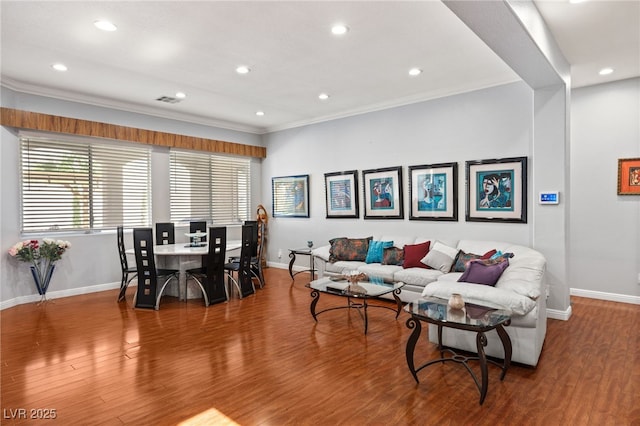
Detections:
466,157,527,223
362,166,404,219
324,170,359,218
409,162,458,221
272,175,310,218
617,158,640,195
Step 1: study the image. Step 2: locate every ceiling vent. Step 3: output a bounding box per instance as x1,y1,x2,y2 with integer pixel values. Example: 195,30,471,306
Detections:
155,96,182,104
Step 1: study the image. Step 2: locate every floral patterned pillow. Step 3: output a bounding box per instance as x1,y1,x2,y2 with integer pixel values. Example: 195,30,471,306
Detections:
382,247,404,266
329,237,373,262
451,249,497,272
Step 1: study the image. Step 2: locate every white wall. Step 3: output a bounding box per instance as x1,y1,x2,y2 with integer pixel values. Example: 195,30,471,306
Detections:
262,82,534,260
0,88,263,307
570,77,640,302
3,79,639,308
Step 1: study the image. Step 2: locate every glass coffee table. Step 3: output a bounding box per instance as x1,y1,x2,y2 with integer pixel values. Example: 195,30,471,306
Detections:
307,276,405,334
404,297,512,405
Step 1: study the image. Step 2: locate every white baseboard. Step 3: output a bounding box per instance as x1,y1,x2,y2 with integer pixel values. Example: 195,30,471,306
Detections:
547,305,572,321
570,288,640,305
0,281,122,311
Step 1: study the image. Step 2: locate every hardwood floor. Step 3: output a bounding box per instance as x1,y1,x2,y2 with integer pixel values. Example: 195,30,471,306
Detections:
2,268,639,425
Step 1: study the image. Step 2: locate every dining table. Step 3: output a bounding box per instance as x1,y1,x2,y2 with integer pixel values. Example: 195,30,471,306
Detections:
127,240,241,301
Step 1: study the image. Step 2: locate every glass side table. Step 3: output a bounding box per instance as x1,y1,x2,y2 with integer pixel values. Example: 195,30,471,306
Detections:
405,297,512,405
288,248,315,284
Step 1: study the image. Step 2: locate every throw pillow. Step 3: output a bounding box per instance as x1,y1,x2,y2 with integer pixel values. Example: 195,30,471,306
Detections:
490,250,514,261
329,237,373,262
365,240,394,264
421,241,459,273
382,247,404,266
451,249,497,272
402,241,431,269
458,258,510,286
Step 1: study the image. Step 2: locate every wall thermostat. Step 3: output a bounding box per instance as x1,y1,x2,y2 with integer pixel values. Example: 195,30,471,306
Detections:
539,191,559,205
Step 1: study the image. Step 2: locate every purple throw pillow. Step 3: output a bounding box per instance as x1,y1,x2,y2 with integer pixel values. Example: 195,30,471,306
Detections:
458,259,509,286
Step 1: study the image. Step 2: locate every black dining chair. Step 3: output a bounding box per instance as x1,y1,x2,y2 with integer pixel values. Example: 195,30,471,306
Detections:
227,221,265,288
117,226,137,302
189,221,207,243
224,225,256,298
133,228,179,310
155,222,175,245
186,227,228,305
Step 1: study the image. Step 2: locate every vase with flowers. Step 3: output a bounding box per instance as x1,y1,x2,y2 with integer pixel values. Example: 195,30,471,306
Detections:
8,238,71,303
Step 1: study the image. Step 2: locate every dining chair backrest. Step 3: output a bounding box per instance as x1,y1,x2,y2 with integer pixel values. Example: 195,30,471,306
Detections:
244,220,258,257
117,226,129,272
237,224,256,298
155,222,175,245
133,228,159,309
190,221,207,242
203,227,227,303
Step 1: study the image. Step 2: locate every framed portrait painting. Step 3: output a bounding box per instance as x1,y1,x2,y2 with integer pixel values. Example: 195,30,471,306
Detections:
272,175,310,218
617,158,640,195
409,162,458,221
466,157,527,223
362,166,403,219
324,170,359,218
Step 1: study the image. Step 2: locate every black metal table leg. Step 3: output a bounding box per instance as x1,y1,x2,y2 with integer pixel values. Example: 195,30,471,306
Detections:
476,331,489,405
495,323,512,380
309,289,320,321
405,317,422,383
392,288,403,318
288,251,296,280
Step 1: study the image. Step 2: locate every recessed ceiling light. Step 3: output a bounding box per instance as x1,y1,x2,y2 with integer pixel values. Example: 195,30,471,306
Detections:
408,68,422,76
599,67,614,76
175,92,186,99
94,20,117,32
52,63,67,72
236,66,250,74
256,111,265,116
569,0,587,4
318,93,330,100
331,24,349,35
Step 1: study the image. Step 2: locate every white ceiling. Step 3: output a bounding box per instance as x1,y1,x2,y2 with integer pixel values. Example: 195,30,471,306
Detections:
1,1,638,135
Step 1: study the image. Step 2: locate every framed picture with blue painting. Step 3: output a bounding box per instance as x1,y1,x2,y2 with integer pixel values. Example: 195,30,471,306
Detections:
362,166,403,219
409,162,458,221
272,174,310,218
466,156,527,223
324,170,359,218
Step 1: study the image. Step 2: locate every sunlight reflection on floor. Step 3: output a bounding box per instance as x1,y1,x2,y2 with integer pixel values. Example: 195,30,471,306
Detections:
178,408,239,426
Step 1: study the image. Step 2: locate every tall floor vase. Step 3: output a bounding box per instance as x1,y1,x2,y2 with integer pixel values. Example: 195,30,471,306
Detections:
30,263,55,304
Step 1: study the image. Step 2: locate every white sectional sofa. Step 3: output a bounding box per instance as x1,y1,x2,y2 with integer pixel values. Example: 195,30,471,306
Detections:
312,236,547,367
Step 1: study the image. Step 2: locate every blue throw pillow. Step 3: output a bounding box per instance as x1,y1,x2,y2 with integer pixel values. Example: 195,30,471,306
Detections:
365,240,394,264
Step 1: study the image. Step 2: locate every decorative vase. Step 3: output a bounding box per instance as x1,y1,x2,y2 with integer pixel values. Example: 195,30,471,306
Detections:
343,271,367,294
30,263,55,302
448,293,465,310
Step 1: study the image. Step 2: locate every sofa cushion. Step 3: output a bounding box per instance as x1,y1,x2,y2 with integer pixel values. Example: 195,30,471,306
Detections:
329,237,372,262
422,241,458,273
393,268,442,287
458,258,509,286
358,264,402,281
325,260,366,275
382,247,404,265
365,240,394,264
421,280,536,316
403,241,431,269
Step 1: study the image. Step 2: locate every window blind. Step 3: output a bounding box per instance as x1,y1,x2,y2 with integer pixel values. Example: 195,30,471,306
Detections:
170,150,251,225
20,135,151,233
